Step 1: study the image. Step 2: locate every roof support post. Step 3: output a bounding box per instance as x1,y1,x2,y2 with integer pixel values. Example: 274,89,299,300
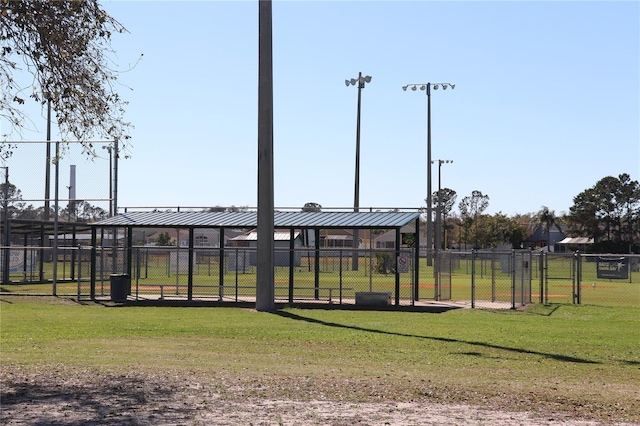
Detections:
219,229,225,300
415,218,420,302
395,227,401,306
188,228,194,301
314,228,320,300
90,227,97,300
289,228,295,305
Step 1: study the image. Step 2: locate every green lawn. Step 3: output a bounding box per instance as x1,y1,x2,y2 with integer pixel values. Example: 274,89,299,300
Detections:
1,296,639,422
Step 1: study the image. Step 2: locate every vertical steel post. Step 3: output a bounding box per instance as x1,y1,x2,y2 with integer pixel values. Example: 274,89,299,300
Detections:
414,218,420,302
52,140,60,295
44,99,51,221
511,249,516,309
314,229,320,299
471,249,476,308
539,250,544,304
289,228,294,304
352,72,363,272
188,228,194,301
90,227,96,300
219,229,225,298
575,251,582,304
2,167,9,284
395,228,401,306
426,84,433,267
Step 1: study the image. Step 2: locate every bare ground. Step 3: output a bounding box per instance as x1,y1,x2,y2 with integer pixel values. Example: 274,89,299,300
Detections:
1,365,637,426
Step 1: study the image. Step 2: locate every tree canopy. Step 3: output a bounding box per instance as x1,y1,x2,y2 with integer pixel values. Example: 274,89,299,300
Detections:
1,0,134,157
567,173,639,252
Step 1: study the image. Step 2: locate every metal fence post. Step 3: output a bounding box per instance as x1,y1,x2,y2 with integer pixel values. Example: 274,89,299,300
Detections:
538,251,544,304
471,249,476,309
511,249,516,309
575,251,582,305
77,245,82,299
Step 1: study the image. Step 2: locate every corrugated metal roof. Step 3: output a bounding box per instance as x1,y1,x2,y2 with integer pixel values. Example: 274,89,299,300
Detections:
90,211,421,229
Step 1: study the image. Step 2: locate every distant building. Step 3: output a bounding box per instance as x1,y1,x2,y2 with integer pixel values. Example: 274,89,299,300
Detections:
229,229,304,266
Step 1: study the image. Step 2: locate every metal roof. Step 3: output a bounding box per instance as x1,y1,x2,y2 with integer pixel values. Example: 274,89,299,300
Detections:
89,211,421,229
8,219,92,235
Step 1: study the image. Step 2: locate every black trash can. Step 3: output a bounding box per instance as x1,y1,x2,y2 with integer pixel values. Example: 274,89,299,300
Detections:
110,274,130,302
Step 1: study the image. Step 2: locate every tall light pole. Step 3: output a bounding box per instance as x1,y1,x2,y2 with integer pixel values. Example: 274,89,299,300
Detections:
434,159,452,252
256,0,275,312
402,82,455,268
345,72,372,271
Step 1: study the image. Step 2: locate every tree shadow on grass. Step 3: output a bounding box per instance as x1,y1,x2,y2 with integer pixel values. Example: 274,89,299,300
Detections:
0,371,198,425
273,310,600,365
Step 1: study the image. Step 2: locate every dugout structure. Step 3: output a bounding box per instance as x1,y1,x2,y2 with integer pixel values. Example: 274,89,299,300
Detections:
87,210,423,306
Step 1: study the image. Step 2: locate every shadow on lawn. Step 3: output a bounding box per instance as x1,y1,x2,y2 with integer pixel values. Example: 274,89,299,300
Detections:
0,372,197,425
274,310,600,365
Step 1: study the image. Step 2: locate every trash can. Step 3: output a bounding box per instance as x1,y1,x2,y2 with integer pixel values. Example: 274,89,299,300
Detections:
110,274,130,302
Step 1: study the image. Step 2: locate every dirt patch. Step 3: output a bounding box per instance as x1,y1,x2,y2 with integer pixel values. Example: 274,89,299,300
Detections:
1,366,636,425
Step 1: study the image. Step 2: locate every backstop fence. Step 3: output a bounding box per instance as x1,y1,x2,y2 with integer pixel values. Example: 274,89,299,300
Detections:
2,245,638,309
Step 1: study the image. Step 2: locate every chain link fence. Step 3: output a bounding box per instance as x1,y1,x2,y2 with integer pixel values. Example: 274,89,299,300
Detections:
2,244,639,309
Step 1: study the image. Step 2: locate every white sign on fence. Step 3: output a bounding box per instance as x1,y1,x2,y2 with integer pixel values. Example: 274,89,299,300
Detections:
397,255,409,273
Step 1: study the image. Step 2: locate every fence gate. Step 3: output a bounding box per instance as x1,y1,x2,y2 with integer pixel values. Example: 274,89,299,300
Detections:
437,251,452,301
543,252,577,305
512,250,532,308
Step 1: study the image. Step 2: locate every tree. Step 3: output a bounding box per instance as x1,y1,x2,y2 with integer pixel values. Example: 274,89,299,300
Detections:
506,213,532,249
207,206,227,213
533,206,562,251
60,200,107,222
432,188,456,249
301,202,322,212
458,190,489,248
155,232,172,246
1,0,134,157
567,174,640,252
0,180,25,218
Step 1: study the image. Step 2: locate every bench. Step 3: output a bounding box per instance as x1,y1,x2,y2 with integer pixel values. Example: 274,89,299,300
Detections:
275,286,354,303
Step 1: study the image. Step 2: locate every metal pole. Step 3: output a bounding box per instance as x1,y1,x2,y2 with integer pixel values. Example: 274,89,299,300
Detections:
2,167,9,284
52,140,60,295
108,147,113,217
44,99,51,221
354,71,362,213
113,140,118,216
256,0,275,312
434,159,441,300
426,84,433,267
437,161,442,251
352,72,363,272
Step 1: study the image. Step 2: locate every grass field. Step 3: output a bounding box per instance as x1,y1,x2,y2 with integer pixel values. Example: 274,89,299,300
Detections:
1,296,639,424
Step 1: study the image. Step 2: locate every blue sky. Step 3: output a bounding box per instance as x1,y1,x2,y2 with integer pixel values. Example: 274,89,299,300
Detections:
3,0,639,217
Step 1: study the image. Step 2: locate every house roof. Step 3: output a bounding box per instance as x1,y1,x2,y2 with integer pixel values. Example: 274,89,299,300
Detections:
558,237,594,245
231,231,301,241
90,211,421,230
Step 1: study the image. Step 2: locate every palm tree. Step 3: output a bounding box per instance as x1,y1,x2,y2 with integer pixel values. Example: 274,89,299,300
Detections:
534,206,562,252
